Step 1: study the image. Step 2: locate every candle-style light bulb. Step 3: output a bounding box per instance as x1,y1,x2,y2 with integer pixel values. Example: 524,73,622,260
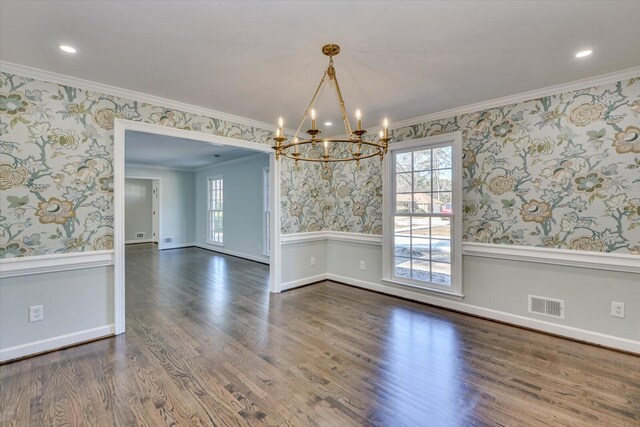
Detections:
276,128,281,138
323,139,329,156
278,117,284,129
379,130,384,139
294,137,299,154
355,109,362,130
311,109,317,129
383,118,389,138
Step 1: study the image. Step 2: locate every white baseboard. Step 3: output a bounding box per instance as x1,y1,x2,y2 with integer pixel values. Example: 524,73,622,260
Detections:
160,242,195,250
280,273,328,292
125,239,153,244
194,244,270,265
0,324,115,363
324,274,640,355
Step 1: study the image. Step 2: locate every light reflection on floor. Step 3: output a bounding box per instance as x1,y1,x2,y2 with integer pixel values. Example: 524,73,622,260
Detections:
378,307,463,425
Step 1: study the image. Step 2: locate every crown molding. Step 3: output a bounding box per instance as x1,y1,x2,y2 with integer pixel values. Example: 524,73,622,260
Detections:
0,61,296,134
362,66,640,135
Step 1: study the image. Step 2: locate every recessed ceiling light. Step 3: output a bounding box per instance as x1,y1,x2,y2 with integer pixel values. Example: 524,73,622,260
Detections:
59,45,77,54
575,49,592,58
324,121,332,126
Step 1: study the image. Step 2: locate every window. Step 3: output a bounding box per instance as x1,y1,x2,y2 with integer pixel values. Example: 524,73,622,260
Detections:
383,133,462,296
207,176,223,244
263,167,271,257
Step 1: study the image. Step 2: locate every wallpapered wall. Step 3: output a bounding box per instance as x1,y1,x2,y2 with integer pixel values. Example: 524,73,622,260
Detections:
0,72,273,258
281,77,640,254
2,72,639,257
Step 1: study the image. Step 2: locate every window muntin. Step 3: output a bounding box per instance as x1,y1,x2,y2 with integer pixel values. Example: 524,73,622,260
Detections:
207,177,223,244
391,145,455,288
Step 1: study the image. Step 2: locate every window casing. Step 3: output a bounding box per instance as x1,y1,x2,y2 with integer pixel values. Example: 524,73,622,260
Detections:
207,176,223,245
383,133,463,296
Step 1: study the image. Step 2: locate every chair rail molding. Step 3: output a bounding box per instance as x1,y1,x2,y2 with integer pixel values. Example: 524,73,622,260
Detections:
281,231,383,246
0,251,115,279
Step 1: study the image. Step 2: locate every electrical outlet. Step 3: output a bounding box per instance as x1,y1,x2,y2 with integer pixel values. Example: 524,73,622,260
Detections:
29,305,44,322
611,301,625,318
310,256,316,266
359,261,366,271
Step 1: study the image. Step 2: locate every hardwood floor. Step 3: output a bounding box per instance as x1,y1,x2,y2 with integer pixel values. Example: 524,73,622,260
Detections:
1,244,639,426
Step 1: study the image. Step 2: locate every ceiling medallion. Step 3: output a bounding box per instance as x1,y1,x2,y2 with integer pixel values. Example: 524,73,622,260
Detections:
273,44,391,165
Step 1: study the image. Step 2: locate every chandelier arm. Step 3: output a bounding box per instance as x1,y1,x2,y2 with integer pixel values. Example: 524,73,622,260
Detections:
290,71,328,143
330,69,354,136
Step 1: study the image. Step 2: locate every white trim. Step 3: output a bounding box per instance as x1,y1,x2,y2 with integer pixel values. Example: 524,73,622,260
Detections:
280,273,328,292
281,231,383,246
0,251,114,279
206,175,224,245
324,274,640,354
125,175,163,250
0,61,295,134
117,120,273,153
463,242,640,274
0,324,115,363
269,153,282,293
263,166,271,257
125,239,153,245
366,66,640,135
194,153,267,172
114,119,282,335
195,243,269,265
382,132,464,296
160,242,195,250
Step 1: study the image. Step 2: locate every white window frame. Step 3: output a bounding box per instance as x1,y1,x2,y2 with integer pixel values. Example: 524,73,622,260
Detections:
263,167,271,257
207,175,224,245
382,132,463,297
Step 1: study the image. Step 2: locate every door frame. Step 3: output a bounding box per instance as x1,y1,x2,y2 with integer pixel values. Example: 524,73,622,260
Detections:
113,119,282,335
124,176,162,249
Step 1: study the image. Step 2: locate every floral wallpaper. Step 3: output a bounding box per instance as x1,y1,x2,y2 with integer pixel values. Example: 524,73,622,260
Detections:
281,76,640,254
0,72,273,258
2,71,639,258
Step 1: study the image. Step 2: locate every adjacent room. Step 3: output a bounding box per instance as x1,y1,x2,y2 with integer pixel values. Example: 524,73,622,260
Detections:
0,1,639,425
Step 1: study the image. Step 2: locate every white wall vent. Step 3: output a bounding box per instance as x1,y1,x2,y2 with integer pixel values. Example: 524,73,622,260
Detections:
135,232,146,239
528,295,565,319
163,237,173,244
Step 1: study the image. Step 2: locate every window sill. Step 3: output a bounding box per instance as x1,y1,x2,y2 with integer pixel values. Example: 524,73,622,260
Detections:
381,278,464,300
206,241,224,247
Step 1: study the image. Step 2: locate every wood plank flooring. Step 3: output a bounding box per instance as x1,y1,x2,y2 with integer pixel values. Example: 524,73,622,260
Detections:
1,244,639,426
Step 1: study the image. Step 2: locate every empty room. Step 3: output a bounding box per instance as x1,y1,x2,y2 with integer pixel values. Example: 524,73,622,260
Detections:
0,1,639,425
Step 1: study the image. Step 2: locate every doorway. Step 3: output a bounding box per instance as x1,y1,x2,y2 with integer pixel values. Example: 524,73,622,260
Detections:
113,120,282,335
124,177,161,248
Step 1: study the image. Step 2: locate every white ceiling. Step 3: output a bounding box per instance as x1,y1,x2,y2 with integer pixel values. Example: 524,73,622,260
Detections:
125,130,262,169
1,1,639,134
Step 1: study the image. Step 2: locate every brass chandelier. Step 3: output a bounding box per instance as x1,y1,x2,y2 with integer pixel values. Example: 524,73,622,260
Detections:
273,44,391,164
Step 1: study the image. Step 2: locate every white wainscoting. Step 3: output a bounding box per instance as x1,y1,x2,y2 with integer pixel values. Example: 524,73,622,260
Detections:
0,251,115,279
0,324,115,363
280,231,640,354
